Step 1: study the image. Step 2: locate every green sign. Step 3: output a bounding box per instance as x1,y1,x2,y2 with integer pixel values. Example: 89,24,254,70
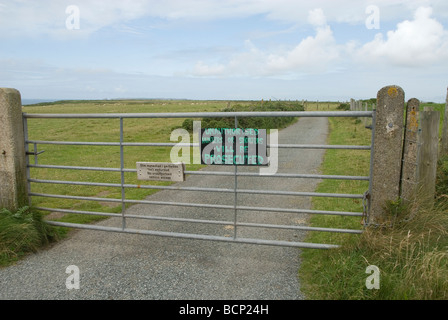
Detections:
200,128,268,166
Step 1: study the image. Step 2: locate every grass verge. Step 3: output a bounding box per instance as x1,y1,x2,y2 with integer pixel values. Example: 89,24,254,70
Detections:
0,206,62,267
299,114,448,300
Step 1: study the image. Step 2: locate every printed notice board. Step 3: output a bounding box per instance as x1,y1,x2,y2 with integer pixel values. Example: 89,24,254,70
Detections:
200,128,268,166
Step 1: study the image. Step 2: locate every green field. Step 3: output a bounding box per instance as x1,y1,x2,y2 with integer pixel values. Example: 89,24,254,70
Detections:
23,100,235,223
22,99,304,224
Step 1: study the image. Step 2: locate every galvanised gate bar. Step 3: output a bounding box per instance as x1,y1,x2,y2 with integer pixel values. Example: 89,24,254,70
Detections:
23,110,375,249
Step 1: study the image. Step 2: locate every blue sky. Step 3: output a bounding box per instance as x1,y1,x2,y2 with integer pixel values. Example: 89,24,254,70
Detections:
1,0,448,102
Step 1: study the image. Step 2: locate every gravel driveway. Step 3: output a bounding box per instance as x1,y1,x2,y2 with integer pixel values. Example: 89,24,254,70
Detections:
0,116,328,300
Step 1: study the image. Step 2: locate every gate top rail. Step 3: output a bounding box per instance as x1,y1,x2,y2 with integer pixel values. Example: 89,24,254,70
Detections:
23,111,373,119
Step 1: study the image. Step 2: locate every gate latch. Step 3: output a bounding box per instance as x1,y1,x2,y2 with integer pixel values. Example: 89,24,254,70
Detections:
26,150,46,156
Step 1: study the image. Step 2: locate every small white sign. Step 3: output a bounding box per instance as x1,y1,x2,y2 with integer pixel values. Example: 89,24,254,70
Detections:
137,162,185,182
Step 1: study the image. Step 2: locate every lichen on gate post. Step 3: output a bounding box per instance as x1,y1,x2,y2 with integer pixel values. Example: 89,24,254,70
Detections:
0,88,29,211
368,85,405,225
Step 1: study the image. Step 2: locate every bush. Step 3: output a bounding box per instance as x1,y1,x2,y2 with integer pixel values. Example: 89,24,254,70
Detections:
181,119,194,132
336,103,350,110
181,100,304,132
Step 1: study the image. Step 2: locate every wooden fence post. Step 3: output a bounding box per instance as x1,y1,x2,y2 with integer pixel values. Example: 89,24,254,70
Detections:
0,88,29,211
369,85,405,224
416,109,440,208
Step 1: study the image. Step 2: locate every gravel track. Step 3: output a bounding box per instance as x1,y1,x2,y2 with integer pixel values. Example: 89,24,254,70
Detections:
0,116,328,300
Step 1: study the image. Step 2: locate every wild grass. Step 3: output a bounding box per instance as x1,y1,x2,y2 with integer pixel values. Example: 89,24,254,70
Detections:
356,200,448,299
0,206,60,267
299,107,448,300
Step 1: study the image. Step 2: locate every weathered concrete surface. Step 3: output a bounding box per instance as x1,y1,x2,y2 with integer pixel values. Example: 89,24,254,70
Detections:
400,98,420,205
0,88,28,211
369,85,405,224
417,109,440,208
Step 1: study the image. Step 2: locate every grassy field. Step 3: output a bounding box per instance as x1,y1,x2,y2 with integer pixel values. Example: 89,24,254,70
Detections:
23,100,235,223
300,102,448,300
23,99,304,223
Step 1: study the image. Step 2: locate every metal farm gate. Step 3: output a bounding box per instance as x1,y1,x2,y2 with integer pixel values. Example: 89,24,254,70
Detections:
22,110,375,249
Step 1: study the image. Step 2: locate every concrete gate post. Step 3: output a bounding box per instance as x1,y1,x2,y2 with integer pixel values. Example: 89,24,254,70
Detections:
368,85,405,225
0,88,29,211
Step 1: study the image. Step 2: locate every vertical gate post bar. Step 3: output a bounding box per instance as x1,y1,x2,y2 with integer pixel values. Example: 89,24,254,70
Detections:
366,109,376,226
120,117,126,230
441,87,448,156
233,115,238,239
400,98,420,206
33,142,38,165
417,109,440,209
23,116,32,207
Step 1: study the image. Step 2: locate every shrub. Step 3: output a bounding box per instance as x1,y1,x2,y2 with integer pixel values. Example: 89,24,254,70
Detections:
181,100,305,132
336,103,350,110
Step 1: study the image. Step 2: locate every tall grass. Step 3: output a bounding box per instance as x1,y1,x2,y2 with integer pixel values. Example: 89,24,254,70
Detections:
300,110,448,300
0,206,61,267
353,199,448,299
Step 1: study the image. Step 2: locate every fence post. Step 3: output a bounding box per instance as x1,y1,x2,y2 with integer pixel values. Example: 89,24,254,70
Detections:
441,87,448,156
416,109,440,208
0,88,29,211
363,102,369,127
400,98,420,206
369,85,405,224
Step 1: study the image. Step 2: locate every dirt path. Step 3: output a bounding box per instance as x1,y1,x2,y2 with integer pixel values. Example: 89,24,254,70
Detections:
0,116,328,300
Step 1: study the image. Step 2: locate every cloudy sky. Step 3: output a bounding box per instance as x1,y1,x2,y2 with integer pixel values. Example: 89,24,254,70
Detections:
1,0,448,102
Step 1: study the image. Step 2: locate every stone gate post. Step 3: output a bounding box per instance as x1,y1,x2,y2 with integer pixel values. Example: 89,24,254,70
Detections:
0,88,29,211
368,85,405,224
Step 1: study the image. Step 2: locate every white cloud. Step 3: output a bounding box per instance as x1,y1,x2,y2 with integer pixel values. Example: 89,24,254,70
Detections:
356,6,448,66
307,8,327,27
0,0,153,38
2,0,448,39
191,5,448,78
193,61,226,76
192,8,341,77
